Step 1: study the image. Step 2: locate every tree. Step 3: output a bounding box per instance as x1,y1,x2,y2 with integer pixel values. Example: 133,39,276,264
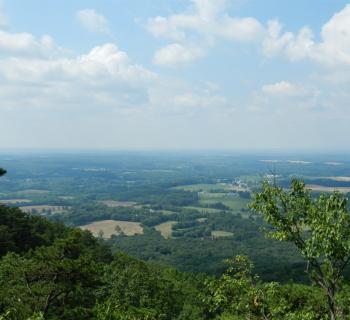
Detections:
250,179,350,320
0,168,6,177
0,230,105,319
203,255,326,319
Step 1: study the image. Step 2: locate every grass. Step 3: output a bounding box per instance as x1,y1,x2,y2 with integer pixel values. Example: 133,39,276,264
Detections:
174,183,231,192
154,221,177,239
199,194,250,212
318,176,350,182
19,205,70,214
175,182,251,193
17,189,49,194
0,199,32,204
211,230,234,238
59,196,75,200
306,185,350,193
80,220,143,239
99,200,137,207
183,206,222,213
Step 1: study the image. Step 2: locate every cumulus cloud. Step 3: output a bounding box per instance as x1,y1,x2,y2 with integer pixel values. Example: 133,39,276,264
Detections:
153,43,204,66
261,81,301,96
146,0,263,66
0,31,59,57
0,22,227,117
262,4,350,67
0,43,156,110
76,9,111,34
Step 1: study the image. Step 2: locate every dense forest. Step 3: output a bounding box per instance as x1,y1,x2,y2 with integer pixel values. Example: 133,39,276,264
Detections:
2,167,350,319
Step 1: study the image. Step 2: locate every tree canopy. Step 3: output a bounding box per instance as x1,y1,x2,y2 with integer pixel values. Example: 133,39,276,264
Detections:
251,179,350,320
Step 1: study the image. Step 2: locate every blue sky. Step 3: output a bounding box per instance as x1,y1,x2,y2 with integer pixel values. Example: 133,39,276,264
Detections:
1,0,350,150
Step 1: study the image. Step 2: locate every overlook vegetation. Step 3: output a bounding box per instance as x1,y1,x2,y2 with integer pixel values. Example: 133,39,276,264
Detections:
2,154,350,319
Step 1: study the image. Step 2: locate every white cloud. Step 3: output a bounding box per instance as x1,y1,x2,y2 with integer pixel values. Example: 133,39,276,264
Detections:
0,23,227,117
0,31,58,57
153,43,204,66
262,4,350,67
0,43,156,110
261,81,301,96
146,0,263,66
77,9,110,34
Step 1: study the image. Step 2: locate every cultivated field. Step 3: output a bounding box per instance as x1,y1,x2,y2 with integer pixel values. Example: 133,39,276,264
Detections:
174,183,230,192
99,200,137,207
321,176,350,182
0,199,32,204
19,205,70,213
287,160,312,164
59,196,75,200
211,231,234,238
17,189,49,194
306,185,350,193
199,193,250,212
80,220,143,239
154,221,177,238
183,206,222,213
324,162,344,166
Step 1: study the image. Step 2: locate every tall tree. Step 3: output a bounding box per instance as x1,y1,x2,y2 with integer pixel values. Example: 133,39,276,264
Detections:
251,179,350,320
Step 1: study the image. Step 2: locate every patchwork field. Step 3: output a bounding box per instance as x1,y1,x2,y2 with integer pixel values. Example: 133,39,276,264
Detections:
174,183,231,192
199,194,250,212
99,200,137,207
211,231,234,238
321,176,350,182
17,189,49,194
324,162,344,166
154,221,177,238
306,185,350,193
80,220,143,239
59,196,75,200
183,206,222,213
0,199,32,204
19,205,70,214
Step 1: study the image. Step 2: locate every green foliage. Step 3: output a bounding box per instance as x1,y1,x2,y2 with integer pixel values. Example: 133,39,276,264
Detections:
0,205,68,257
203,255,328,320
0,168,6,177
0,230,108,319
95,253,205,320
251,179,350,319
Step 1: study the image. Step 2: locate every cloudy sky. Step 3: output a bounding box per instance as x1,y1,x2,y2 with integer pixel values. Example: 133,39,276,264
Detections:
1,0,350,151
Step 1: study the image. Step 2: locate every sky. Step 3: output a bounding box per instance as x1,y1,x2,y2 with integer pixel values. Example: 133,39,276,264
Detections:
1,0,350,151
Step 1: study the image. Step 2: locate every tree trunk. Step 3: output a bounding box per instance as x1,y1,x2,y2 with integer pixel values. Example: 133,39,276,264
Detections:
327,286,337,320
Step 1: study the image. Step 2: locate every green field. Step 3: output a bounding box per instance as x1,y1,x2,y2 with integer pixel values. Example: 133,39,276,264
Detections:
154,221,177,238
183,206,222,213
80,220,143,239
211,230,234,238
199,193,250,212
174,183,231,192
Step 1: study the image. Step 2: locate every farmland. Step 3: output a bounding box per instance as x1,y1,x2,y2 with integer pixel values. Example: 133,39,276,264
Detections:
99,200,137,207
155,221,177,238
1,151,350,279
19,205,70,214
0,199,32,204
211,230,234,238
80,220,143,239
306,184,350,193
